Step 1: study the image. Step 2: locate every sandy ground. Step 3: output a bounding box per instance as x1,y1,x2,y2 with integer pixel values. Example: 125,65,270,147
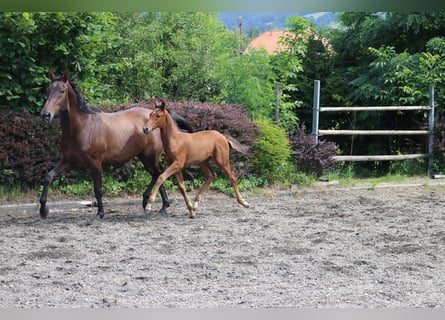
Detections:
1,180,445,307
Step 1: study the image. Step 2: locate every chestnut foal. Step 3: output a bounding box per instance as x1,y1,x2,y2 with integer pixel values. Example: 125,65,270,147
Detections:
142,100,249,218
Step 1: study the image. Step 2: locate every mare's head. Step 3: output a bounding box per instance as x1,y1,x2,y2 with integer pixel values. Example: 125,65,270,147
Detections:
41,69,71,123
143,100,168,135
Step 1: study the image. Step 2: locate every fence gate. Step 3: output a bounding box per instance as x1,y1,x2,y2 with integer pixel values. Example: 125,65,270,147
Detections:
312,80,436,176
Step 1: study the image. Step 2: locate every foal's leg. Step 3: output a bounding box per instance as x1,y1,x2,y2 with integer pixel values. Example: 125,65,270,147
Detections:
214,154,249,208
193,160,216,209
142,171,170,214
174,171,196,218
224,165,249,207
91,166,105,218
40,159,72,219
139,154,171,214
146,163,180,214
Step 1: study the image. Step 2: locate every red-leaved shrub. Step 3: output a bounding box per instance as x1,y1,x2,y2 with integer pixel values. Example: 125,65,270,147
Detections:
0,100,258,189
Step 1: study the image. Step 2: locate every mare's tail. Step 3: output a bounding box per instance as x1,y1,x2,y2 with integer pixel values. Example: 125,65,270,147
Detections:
225,135,249,154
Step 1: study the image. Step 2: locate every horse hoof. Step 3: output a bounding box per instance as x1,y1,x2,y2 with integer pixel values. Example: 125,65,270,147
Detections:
40,206,49,219
144,204,153,214
97,212,105,219
158,208,167,214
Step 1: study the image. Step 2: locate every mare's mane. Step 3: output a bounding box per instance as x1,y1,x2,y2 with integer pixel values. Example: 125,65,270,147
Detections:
52,76,102,114
167,109,194,133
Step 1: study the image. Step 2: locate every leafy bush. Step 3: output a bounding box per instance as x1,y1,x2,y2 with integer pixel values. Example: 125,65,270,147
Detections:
433,115,445,174
0,112,60,189
289,124,338,178
249,119,296,183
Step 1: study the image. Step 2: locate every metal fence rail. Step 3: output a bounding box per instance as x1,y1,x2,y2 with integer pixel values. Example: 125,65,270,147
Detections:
312,80,436,176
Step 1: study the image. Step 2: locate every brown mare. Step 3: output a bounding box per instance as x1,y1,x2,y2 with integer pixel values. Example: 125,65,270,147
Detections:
39,70,193,219
142,100,249,218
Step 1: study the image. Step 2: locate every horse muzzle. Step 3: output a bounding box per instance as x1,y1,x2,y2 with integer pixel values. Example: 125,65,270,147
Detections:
143,126,152,135
41,111,53,123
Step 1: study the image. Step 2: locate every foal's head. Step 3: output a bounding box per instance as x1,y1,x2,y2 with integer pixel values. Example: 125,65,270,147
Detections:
143,100,168,135
41,69,71,123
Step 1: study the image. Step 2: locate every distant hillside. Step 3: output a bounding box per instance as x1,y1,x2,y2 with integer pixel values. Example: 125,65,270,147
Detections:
217,12,338,32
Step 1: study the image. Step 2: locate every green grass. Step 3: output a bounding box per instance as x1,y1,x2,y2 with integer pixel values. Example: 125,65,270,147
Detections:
0,165,434,205
322,170,428,189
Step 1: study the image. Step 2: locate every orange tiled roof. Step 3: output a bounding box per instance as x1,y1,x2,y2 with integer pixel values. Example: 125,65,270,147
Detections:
243,30,292,55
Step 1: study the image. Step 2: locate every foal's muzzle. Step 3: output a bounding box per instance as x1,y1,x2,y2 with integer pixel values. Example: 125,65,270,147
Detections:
41,111,53,123
143,126,152,135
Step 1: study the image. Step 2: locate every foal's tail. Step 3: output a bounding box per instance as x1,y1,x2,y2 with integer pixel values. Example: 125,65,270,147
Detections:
225,135,249,154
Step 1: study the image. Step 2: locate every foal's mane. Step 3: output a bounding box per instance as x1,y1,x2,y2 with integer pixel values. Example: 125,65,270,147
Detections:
52,76,102,114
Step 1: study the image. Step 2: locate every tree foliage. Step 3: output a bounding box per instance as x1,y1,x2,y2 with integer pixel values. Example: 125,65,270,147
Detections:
0,12,119,113
107,12,230,103
321,12,445,174
216,49,276,120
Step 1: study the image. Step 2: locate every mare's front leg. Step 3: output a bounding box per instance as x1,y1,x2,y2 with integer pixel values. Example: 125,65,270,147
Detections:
40,159,72,219
91,166,105,218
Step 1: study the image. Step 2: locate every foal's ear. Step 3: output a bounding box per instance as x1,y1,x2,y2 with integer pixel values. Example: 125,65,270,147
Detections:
48,70,56,81
155,99,166,111
62,69,70,82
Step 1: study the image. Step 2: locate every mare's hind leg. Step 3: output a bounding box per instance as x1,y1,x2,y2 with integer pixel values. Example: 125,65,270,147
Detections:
139,153,170,214
193,160,216,209
40,159,72,219
158,184,170,213
146,163,180,214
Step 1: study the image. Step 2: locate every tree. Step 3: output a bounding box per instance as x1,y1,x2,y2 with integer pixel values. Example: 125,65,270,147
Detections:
325,12,445,174
0,12,120,113
97,12,232,103
215,48,277,120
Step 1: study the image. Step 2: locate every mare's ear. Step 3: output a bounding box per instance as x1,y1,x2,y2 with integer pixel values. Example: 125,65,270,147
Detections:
48,70,56,81
62,69,69,82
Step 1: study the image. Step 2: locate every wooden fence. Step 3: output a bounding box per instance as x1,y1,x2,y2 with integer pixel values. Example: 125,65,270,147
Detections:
311,80,436,176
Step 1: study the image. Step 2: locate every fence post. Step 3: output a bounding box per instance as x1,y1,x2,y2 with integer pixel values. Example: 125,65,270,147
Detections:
275,82,280,124
428,85,435,177
312,80,320,144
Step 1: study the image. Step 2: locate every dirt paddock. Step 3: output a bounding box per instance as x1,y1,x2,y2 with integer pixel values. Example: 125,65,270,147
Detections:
1,180,445,307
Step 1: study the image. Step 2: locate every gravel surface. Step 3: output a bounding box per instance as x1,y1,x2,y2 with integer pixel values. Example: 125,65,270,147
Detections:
1,181,445,307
